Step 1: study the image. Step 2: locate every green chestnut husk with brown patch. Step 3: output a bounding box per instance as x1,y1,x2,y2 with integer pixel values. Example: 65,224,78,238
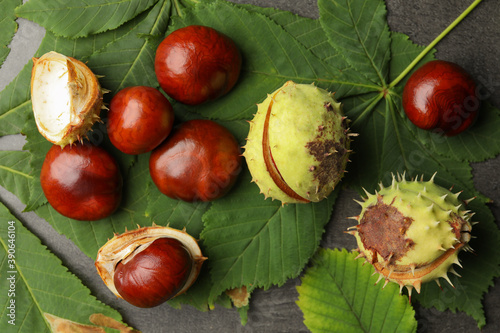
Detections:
243,81,354,204
347,173,475,298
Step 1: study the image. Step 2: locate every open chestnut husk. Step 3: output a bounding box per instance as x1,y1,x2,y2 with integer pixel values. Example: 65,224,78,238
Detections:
95,226,206,308
31,51,106,147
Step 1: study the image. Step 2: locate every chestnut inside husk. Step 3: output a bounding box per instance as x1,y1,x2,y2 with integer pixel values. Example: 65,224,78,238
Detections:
95,226,206,308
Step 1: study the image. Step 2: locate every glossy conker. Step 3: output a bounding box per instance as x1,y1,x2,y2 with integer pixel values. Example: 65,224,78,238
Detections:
107,86,174,155
402,60,480,136
40,142,122,221
149,119,242,202
113,237,192,308
95,226,206,309
155,25,242,105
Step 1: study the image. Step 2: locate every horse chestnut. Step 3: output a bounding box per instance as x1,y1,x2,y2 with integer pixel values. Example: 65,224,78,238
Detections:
149,119,242,202
154,25,242,105
95,226,206,308
107,86,174,154
402,60,480,136
40,142,122,221
114,238,192,308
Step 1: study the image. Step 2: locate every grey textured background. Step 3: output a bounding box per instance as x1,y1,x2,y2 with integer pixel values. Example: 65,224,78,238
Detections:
1,0,499,332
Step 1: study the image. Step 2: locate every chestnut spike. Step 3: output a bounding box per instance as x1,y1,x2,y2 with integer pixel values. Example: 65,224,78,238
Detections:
449,267,461,277
413,280,422,294
429,171,437,183
354,252,365,260
398,283,405,294
463,197,476,205
453,257,463,268
362,187,371,198
410,264,416,277
353,199,364,206
441,273,455,288
406,285,414,302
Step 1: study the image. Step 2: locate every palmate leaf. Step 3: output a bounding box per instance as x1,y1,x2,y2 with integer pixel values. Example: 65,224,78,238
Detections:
0,202,136,332
201,170,339,302
0,0,21,67
296,248,417,333
15,0,159,38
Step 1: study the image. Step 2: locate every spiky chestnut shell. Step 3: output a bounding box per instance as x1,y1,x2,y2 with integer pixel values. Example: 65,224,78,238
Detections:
243,81,352,204
347,173,474,297
95,225,206,308
31,51,106,147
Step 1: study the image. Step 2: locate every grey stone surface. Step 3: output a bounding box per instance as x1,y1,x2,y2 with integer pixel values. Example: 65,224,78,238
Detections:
0,0,499,332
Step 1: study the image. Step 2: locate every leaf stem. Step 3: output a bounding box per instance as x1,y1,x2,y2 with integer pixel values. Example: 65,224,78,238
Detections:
388,0,483,89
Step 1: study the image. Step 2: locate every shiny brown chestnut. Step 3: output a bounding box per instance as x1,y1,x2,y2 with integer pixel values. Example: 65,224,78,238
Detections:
107,86,175,155
95,226,206,308
149,119,242,202
155,25,241,105
40,142,122,221
402,60,480,136
114,238,191,308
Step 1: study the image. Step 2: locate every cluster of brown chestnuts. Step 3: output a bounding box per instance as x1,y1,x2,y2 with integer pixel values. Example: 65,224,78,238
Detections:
32,25,243,307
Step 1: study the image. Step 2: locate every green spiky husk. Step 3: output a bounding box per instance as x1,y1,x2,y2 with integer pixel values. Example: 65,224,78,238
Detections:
349,173,473,295
243,81,351,204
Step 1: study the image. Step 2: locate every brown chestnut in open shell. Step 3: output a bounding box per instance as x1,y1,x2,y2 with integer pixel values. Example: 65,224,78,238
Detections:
40,142,122,221
95,226,206,308
149,119,242,202
402,60,480,136
155,25,242,105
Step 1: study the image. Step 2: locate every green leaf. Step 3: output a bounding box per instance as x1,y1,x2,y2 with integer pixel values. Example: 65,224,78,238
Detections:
145,183,210,238
0,63,32,137
0,0,21,67
413,102,500,163
0,150,34,206
86,0,173,93
15,0,159,38
388,32,436,84
318,0,392,87
297,248,417,333
0,202,136,332
201,170,339,302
